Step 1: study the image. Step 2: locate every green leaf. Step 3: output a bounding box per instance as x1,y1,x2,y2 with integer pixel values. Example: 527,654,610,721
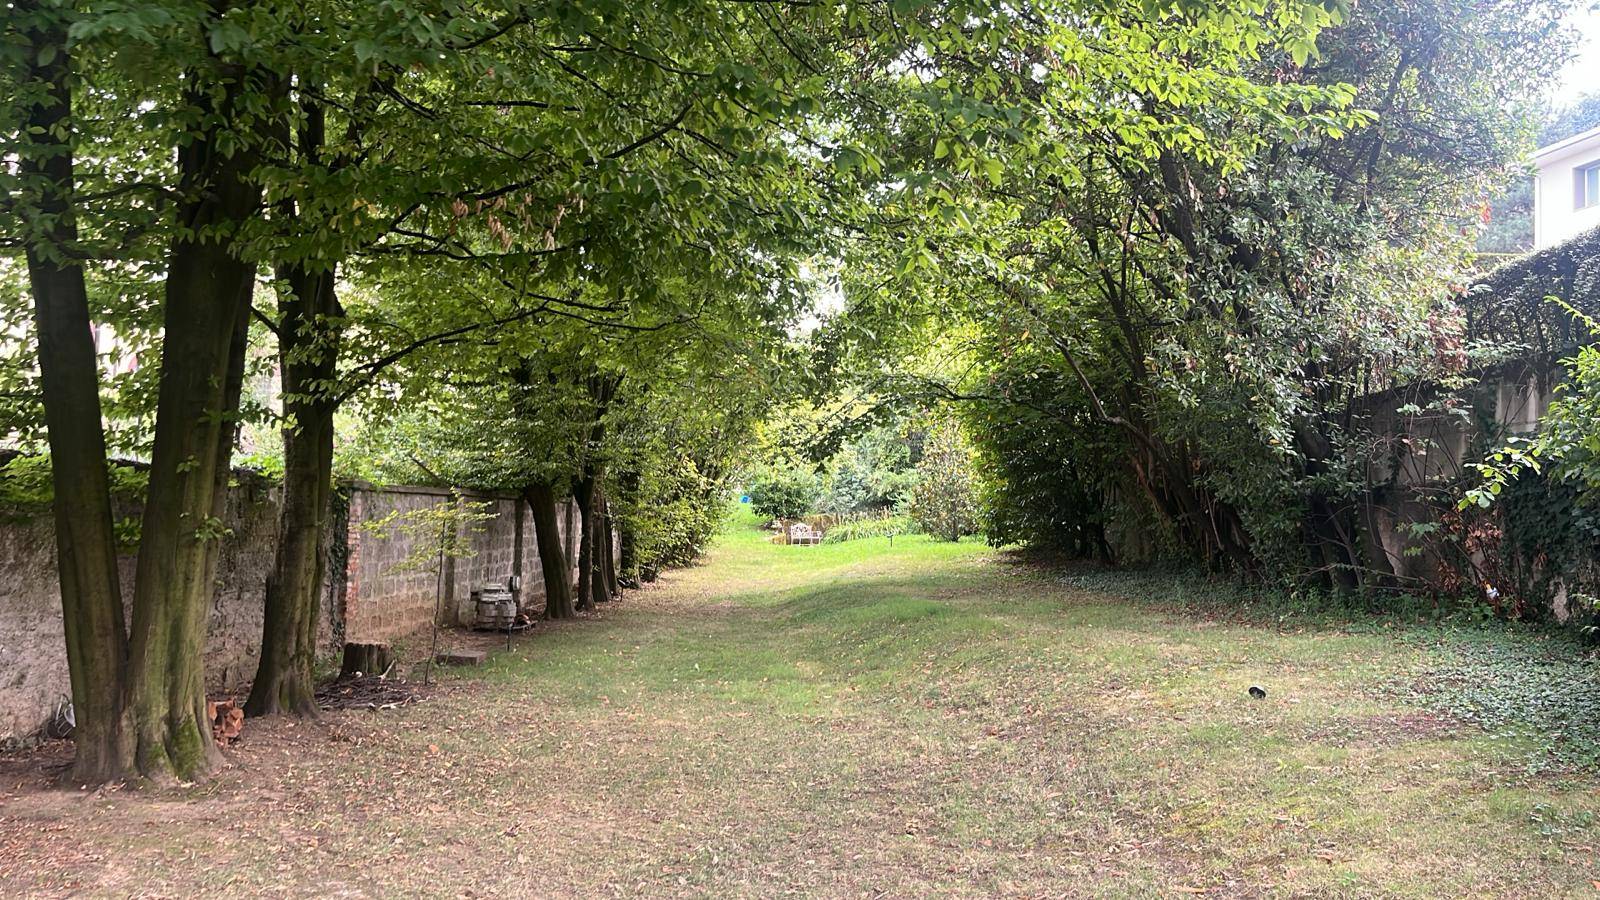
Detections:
982,157,1003,187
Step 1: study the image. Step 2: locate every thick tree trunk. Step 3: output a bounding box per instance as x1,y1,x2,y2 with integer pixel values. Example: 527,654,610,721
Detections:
247,266,338,718
124,67,265,783
17,2,135,783
524,481,575,619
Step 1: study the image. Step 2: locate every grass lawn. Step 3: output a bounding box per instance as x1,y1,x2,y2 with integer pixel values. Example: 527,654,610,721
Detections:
4,506,1600,897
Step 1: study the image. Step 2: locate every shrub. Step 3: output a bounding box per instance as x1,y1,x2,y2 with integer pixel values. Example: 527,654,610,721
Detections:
909,420,980,541
747,466,819,521
621,456,727,571
637,493,722,567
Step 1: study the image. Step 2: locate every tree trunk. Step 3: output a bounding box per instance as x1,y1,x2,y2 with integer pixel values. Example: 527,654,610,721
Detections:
124,67,265,783
617,470,640,588
524,481,575,619
592,534,609,605
574,374,617,608
1294,419,1363,594
16,1,135,784
591,504,612,605
249,85,344,718
562,497,577,575
574,475,596,612
247,266,338,718
599,491,619,600
197,269,251,618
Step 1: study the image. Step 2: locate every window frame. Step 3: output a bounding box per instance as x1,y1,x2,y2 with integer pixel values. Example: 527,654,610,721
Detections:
1577,160,1600,211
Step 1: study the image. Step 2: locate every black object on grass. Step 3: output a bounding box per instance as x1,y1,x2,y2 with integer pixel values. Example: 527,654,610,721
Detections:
1248,685,1267,699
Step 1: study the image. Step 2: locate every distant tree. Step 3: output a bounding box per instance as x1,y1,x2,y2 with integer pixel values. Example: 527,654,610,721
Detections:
910,422,979,542
818,424,919,515
1539,91,1600,146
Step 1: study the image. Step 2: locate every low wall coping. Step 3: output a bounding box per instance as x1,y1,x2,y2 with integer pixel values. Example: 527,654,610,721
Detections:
339,480,520,502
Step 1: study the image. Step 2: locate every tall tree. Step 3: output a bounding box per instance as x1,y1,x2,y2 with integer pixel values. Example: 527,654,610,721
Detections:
826,0,1573,590
5,0,283,781
10,0,133,784
122,28,273,781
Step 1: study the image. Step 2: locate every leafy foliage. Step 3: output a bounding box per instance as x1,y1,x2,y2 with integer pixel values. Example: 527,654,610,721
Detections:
1480,89,1600,256
816,424,920,516
909,420,980,542
747,467,820,522
359,494,496,575
820,0,1571,596
3,0,1591,784
0,453,148,531
1468,344,1600,512
1400,629,1600,771
1460,299,1600,622
626,457,724,569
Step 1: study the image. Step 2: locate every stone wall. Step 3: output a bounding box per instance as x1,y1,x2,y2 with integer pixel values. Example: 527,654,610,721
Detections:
0,478,596,743
0,473,337,743
1353,358,1558,592
0,518,82,742
1346,226,1600,617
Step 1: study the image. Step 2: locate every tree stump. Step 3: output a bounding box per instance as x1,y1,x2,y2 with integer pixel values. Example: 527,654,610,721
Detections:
339,642,394,680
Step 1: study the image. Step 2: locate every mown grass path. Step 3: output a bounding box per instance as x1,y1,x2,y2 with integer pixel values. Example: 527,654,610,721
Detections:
4,511,1600,897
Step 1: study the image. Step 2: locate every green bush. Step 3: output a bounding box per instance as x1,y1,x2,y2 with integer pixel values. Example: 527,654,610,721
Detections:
0,453,149,514
619,454,729,572
816,424,918,515
747,467,819,521
636,489,724,568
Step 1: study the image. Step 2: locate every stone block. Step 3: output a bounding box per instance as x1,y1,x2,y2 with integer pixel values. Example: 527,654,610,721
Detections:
436,649,487,667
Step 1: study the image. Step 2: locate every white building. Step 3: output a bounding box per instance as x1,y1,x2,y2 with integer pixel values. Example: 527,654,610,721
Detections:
1532,124,1600,249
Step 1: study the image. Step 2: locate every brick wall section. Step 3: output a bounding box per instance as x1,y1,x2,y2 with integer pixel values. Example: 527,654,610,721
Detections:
340,484,588,645
1,477,608,742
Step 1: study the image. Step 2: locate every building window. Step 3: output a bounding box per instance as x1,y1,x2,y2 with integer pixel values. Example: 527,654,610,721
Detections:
1578,161,1600,210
